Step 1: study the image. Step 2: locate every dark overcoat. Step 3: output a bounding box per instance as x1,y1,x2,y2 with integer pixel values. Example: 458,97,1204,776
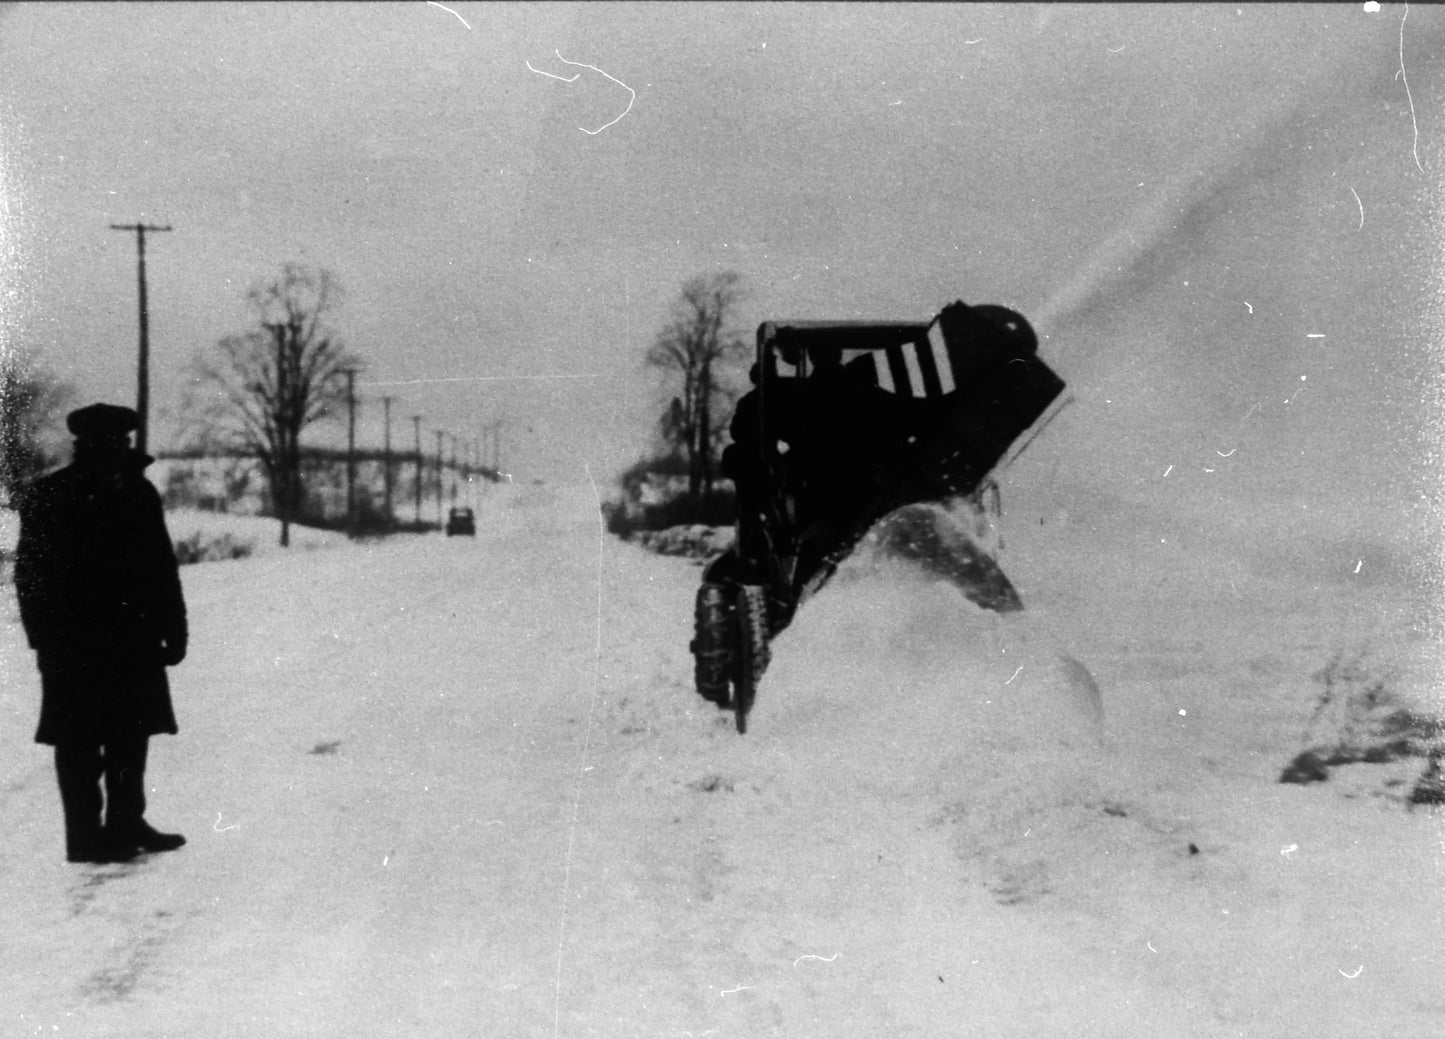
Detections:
13,455,186,745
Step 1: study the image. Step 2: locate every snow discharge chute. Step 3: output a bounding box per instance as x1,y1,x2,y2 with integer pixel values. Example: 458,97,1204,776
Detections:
690,298,1066,732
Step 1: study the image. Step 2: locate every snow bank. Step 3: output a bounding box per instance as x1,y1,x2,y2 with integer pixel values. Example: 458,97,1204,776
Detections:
0,506,349,569
628,523,733,560
760,557,1102,763
163,509,350,560
752,555,1114,885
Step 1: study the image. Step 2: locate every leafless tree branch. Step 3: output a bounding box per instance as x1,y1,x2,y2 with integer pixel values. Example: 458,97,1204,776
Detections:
184,264,362,545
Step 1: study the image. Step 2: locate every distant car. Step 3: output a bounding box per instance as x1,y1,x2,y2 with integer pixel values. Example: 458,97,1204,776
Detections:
445,507,475,537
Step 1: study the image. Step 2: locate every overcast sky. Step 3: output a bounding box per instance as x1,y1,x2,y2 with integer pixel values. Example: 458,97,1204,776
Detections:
1,2,1441,565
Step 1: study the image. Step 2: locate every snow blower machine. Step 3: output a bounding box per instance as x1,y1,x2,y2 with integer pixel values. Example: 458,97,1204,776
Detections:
691,299,1066,732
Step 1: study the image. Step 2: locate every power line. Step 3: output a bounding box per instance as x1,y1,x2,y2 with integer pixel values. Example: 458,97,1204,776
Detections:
361,374,604,387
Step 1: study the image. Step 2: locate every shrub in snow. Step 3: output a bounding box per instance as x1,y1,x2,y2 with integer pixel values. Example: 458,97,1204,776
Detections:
633,524,734,560
603,452,736,543
1280,650,1444,784
1410,751,1445,805
174,530,255,566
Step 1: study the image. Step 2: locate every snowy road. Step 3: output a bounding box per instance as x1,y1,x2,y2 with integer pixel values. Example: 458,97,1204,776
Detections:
3,484,1443,1037
161,497,607,1035
4,485,617,1036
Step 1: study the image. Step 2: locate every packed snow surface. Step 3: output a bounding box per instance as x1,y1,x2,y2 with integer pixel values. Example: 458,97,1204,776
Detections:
2,483,1442,1037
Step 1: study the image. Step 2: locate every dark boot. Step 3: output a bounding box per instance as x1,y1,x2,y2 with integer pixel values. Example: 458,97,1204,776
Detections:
100,735,147,834
67,841,141,865
124,820,186,853
103,736,185,853
56,742,139,863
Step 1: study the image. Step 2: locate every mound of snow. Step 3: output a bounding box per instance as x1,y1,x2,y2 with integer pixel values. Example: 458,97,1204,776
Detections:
752,556,1106,824
164,508,349,559
1,507,351,583
672,552,1220,919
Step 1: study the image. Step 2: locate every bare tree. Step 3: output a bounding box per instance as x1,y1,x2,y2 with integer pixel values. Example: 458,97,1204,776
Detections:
185,264,360,546
0,350,72,506
645,271,748,505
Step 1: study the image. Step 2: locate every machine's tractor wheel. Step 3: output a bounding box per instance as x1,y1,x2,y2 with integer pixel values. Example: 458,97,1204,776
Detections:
691,582,734,706
732,584,771,734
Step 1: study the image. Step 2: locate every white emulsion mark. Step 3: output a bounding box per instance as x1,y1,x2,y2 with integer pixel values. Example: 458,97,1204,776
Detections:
528,50,636,134
794,953,841,967
1399,4,1423,173
426,1,472,31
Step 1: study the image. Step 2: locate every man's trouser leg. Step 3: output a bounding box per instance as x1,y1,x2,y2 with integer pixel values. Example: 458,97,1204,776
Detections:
103,734,149,838
54,741,105,860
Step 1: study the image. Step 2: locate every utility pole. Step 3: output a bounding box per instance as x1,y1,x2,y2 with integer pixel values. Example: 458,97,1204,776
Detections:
109,221,172,454
411,415,423,526
449,434,458,503
461,439,469,506
382,396,394,529
434,430,444,528
343,368,358,533
262,318,300,548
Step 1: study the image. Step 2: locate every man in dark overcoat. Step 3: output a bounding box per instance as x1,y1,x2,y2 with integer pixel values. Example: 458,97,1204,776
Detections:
13,403,189,863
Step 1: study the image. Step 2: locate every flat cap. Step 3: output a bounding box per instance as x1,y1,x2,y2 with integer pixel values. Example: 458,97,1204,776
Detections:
66,402,140,439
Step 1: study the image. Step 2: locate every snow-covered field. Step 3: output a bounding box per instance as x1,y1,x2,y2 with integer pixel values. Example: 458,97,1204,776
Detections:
1,482,1441,1037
